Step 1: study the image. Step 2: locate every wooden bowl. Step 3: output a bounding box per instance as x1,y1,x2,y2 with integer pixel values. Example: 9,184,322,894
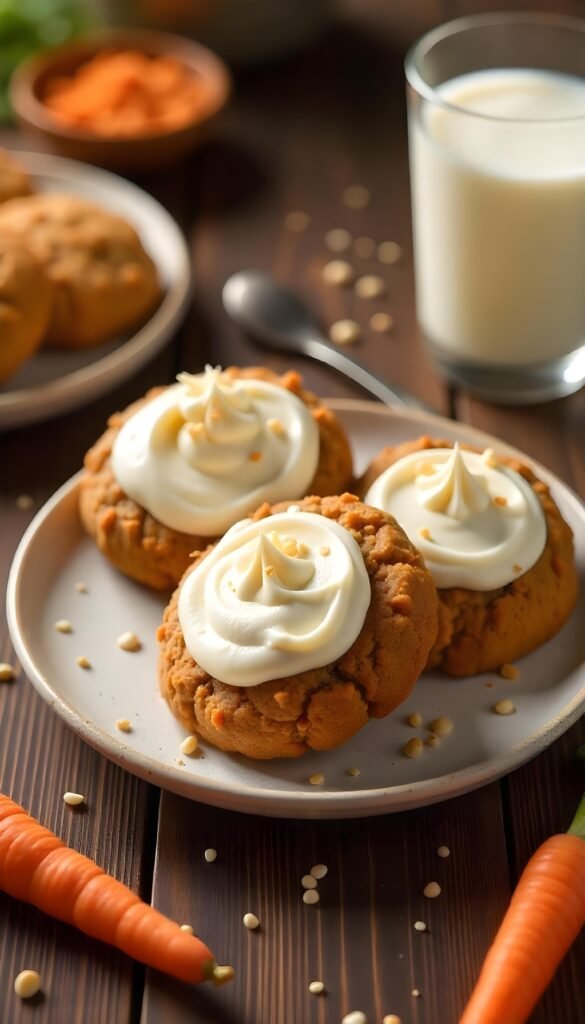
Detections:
10,28,232,172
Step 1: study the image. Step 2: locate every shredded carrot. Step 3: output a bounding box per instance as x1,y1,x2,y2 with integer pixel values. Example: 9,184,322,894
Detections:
460,792,585,1024
0,794,218,984
42,50,208,137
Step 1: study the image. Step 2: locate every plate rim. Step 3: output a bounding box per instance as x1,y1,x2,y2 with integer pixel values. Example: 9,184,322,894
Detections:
0,151,191,430
7,398,585,818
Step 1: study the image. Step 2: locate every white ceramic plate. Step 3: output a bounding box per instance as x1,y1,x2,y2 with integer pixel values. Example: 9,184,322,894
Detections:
7,400,585,818
0,152,190,430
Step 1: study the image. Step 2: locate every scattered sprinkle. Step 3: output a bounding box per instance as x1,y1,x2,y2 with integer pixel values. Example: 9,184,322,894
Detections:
325,227,352,252
115,718,132,733
493,495,508,507
383,1017,402,1024
411,988,421,998
500,663,519,680
243,912,260,930
0,663,16,682
425,734,440,748
211,965,234,986
437,845,450,858
76,656,91,670
187,422,205,439
319,545,330,556
63,792,85,807
355,274,386,299
322,259,354,287
429,716,454,737
285,211,310,233
74,581,87,593
308,772,325,786
16,494,34,510
298,542,309,556
414,920,427,932
310,863,328,880
248,451,262,462
348,766,361,777
265,565,276,577
406,711,423,728
175,759,185,766
180,735,198,756
302,874,318,889
180,923,193,933
343,184,370,209
204,848,217,863
482,448,498,468
423,881,442,899
419,526,432,540
354,236,376,258
117,631,141,652
402,737,423,759
303,889,320,905
494,699,516,716
369,311,394,333
513,563,523,573
342,1011,367,1024
309,980,325,995
267,418,285,437
54,619,72,634
377,241,402,264
329,319,361,345
14,970,41,999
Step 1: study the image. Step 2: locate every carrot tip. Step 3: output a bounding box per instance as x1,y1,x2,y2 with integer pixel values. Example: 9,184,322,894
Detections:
210,964,235,987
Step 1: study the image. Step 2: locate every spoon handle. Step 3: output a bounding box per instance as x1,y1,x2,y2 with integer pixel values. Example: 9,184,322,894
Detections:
302,335,430,411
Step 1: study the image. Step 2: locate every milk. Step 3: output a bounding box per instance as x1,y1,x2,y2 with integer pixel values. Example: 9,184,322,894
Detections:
409,69,585,366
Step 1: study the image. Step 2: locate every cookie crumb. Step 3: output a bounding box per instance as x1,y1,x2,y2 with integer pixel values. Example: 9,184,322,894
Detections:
494,699,516,716
354,236,376,258
175,759,185,766
377,241,402,264
54,619,72,634
243,912,260,930
423,881,441,899
513,563,523,573
115,718,132,733
406,711,423,728
117,631,141,652
16,494,34,510
310,863,328,880
302,874,318,890
0,663,16,682
319,545,330,556
180,924,193,934
482,448,498,468
267,418,285,437
429,716,454,737
355,274,386,299
14,970,41,999
309,980,325,995
343,185,370,209
402,738,423,759
500,663,519,680
419,527,432,540
341,1011,367,1024
303,889,320,905
75,581,88,593
348,766,361,777
411,988,421,998
76,656,91,670
325,227,352,252
285,211,310,233
493,495,508,507
369,311,394,333
322,259,354,287
211,965,234,986
414,920,427,932
383,1016,402,1024
204,848,217,863
437,845,450,858
63,792,85,807
425,734,440,748
180,735,198,755
248,451,262,462
308,772,325,786
329,319,361,345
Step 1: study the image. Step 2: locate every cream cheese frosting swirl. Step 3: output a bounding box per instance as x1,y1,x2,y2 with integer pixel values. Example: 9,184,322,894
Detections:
111,367,320,536
178,509,371,686
364,444,546,590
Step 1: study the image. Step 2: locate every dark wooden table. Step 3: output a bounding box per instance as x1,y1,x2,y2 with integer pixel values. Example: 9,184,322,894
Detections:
2,4,585,1023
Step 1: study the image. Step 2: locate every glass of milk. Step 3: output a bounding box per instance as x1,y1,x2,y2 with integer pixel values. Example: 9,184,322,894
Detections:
406,13,585,403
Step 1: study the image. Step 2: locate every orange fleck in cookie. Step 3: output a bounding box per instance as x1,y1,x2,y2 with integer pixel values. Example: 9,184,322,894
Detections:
79,367,353,590
0,149,32,204
0,193,161,348
157,495,438,759
360,436,578,675
0,240,52,383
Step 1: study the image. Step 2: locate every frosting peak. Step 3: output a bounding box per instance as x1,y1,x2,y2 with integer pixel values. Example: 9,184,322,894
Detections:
416,442,490,521
234,531,315,602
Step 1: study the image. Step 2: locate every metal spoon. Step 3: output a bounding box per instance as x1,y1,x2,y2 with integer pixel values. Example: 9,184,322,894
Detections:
222,270,429,411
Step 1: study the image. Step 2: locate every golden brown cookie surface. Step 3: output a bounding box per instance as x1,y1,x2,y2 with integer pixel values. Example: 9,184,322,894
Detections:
0,149,32,204
157,494,439,759
359,436,579,675
79,368,353,590
0,240,52,383
0,193,161,347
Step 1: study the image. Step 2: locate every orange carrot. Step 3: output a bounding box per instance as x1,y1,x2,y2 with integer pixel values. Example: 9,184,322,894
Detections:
460,792,585,1024
0,794,223,985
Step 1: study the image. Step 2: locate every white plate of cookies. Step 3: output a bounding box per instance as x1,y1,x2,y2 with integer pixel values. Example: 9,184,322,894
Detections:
7,368,585,818
0,148,190,430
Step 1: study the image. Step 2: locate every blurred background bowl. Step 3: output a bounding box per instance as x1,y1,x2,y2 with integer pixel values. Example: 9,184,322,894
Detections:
10,27,232,172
